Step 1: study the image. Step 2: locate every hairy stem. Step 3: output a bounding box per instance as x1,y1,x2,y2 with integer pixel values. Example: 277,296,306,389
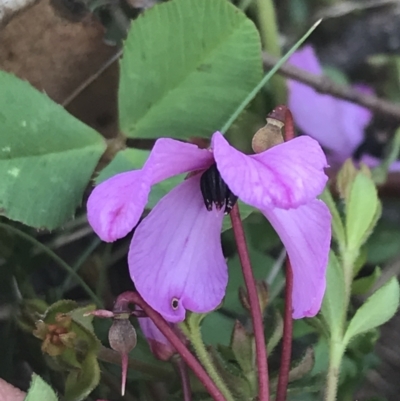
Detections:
115,292,227,401
230,205,270,401
186,319,235,401
325,340,345,401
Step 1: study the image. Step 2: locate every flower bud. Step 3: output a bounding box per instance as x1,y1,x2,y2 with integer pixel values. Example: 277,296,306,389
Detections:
139,317,178,361
239,280,269,315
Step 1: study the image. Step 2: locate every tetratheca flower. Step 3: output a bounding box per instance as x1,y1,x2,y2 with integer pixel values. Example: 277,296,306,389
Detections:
288,45,400,170
87,132,331,322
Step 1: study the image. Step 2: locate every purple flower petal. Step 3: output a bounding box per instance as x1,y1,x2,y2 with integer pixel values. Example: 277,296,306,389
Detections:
144,138,214,184
88,139,213,242
129,175,227,323
262,200,331,318
212,132,328,209
87,170,152,242
288,45,373,161
360,154,400,172
139,317,176,360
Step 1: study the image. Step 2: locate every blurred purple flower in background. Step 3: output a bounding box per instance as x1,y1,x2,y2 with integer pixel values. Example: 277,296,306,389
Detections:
87,132,331,323
288,45,400,170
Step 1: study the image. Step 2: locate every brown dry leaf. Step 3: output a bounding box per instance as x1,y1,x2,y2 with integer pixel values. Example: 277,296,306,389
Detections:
0,0,118,104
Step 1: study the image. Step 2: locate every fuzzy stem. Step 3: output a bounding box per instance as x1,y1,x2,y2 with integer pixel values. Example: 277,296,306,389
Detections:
255,0,287,103
115,292,227,401
275,259,293,401
175,357,193,401
230,205,270,401
324,340,345,401
187,320,236,401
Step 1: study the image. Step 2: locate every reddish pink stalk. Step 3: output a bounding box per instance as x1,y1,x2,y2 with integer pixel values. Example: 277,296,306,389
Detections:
115,291,226,401
275,105,295,401
230,205,270,401
275,259,293,401
176,357,193,401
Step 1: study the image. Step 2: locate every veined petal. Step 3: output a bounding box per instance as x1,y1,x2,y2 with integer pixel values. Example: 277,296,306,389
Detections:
129,175,227,323
212,132,328,209
262,200,331,318
87,170,151,242
288,46,372,159
144,138,214,184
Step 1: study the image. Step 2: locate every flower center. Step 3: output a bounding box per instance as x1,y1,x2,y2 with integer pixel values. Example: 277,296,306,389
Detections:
200,164,238,214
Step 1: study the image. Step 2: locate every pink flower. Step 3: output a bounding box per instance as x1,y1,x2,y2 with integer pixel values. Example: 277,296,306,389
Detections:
87,132,331,322
0,379,25,401
288,45,400,171
139,317,177,361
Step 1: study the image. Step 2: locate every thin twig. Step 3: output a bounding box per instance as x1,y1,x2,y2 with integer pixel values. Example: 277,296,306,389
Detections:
230,205,270,401
62,50,123,107
262,52,400,121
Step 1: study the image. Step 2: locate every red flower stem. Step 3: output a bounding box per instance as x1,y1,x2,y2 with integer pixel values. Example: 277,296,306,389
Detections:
176,357,193,401
275,259,293,401
275,105,295,401
230,205,270,401
115,291,226,401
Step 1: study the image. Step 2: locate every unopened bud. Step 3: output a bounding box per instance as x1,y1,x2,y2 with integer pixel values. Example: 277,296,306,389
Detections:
139,317,181,361
109,316,137,355
108,314,137,396
239,280,269,314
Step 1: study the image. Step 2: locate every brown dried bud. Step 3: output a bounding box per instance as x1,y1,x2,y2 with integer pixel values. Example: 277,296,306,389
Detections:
252,118,284,154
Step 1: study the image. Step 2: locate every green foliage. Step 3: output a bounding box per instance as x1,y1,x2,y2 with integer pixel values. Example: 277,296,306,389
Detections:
345,172,381,252
34,300,101,401
25,374,58,401
344,278,400,345
352,267,381,296
0,72,106,229
119,0,262,139
224,249,274,313
321,252,346,338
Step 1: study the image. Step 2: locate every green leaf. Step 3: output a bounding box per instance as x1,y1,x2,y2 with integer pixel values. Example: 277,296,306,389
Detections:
0,72,106,229
230,321,255,374
64,353,100,401
25,374,58,401
346,173,381,250
352,266,381,296
321,252,346,338
343,277,400,345
119,0,262,139
319,188,345,248
201,312,235,346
